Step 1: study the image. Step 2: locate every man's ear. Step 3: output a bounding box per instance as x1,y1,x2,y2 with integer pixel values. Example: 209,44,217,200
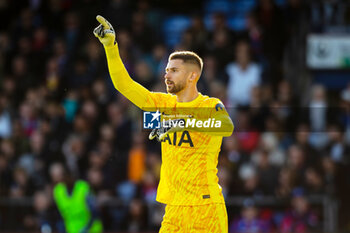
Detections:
189,72,198,82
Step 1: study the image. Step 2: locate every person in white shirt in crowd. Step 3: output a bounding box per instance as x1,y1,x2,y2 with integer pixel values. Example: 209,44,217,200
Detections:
308,84,329,150
226,40,262,107
309,84,327,132
0,95,12,139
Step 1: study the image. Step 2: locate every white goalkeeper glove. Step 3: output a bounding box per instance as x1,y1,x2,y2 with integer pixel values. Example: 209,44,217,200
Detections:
93,15,116,47
149,119,185,142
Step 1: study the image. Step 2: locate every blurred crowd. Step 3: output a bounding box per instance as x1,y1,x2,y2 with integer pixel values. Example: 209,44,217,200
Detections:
1,0,350,232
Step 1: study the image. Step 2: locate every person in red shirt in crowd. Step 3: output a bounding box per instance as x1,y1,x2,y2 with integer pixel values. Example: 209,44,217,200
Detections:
280,188,319,233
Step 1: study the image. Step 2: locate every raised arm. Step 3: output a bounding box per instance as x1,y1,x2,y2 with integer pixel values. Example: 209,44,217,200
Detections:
93,15,152,109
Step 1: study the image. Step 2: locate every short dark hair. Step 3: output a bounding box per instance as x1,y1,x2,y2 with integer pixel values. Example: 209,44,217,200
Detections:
169,51,203,72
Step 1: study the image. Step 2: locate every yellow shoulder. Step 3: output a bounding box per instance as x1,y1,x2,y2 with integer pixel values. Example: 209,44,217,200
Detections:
199,94,224,108
147,92,176,108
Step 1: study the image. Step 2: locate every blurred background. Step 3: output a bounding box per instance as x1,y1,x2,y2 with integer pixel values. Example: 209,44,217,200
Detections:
0,0,350,232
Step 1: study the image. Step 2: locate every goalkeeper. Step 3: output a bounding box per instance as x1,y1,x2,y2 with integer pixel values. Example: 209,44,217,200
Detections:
94,15,233,232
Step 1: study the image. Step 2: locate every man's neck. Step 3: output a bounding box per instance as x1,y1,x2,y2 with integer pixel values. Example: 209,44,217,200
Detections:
176,87,199,103
239,62,249,70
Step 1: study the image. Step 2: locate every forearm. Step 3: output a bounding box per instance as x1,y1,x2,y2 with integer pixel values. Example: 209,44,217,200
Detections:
104,44,151,109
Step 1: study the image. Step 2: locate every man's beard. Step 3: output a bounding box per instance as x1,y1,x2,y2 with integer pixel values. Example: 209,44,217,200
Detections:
167,81,186,94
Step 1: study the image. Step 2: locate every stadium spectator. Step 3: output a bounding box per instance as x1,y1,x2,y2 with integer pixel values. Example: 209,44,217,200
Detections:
241,12,263,62
230,198,271,233
294,124,318,167
22,191,56,232
207,13,235,71
186,15,209,54
123,198,148,231
131,11,156,54
253,0,286,84
325,124,349,163
279,188,319,233
53,168,103,233
253,149,280,195
304,167,324,195
226,41,262,107
275,167,297,198
234,109,260,154
10,166,35,197
0,95,12,139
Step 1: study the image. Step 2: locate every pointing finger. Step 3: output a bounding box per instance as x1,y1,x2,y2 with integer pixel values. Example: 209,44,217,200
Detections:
96,15,110,29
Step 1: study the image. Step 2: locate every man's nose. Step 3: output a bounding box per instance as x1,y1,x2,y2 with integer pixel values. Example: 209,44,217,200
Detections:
164,72,170,79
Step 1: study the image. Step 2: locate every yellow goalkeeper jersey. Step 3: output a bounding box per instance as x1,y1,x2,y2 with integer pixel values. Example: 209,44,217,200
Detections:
146,92,230,205
103,44,233,206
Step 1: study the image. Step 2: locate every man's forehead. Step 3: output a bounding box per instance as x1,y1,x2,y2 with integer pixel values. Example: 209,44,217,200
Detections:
166,59,184,69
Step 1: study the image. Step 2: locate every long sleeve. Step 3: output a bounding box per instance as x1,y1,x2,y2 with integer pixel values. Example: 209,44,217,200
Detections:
209,112,234,137
104,44,152,109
